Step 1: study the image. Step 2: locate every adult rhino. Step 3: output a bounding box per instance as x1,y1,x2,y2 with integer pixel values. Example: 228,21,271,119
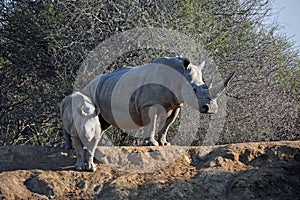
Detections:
80,57,234,147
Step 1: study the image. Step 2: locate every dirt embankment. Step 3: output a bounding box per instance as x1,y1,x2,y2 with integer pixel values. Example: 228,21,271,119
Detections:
0,141,299,199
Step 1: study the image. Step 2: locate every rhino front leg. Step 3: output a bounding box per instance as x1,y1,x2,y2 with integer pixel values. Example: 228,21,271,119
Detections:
143,105,162,146
71,136,85,171
158,107,180,146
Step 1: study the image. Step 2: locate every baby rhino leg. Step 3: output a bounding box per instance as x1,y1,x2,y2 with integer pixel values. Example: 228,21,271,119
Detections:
71,136,85,171
84,131,103,172
62,129,72,149
85,138,99,172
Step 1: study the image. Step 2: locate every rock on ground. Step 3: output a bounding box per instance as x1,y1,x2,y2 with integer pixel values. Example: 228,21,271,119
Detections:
0,141,299,199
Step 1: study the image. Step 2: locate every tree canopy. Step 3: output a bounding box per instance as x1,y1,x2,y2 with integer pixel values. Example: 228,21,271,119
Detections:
0,0,299,146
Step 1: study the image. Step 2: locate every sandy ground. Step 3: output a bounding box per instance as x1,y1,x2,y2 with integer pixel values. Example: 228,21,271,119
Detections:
0,140,299,199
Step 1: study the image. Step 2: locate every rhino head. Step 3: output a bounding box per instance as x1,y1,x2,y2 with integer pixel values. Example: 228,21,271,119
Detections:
197,71,235,114
77,104,101,142
182,57,235,114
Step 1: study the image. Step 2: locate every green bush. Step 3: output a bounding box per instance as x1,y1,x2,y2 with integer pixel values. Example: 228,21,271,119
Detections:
0,0,299,146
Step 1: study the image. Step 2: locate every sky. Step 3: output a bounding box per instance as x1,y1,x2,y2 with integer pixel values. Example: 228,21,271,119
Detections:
267,0,300,49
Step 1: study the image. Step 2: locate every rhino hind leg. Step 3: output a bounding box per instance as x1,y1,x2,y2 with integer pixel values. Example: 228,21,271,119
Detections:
62,128,72,149
71,136,85,171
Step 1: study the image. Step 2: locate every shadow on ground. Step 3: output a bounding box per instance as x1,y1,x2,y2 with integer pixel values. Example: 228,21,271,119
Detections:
0,141,299,199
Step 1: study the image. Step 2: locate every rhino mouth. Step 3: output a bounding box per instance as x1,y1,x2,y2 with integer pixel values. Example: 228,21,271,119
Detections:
200,105,209,113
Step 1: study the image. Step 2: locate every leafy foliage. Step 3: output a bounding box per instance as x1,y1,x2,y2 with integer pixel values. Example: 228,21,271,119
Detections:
0,0,299,146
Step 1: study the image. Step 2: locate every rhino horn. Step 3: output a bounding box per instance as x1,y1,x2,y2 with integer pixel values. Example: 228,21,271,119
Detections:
209,71,235,99
198,60,205,71
206,77,213,89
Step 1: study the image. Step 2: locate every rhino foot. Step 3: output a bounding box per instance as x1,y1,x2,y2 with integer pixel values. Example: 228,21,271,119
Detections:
161,141,171,146
86,162,97,172
74,163,85,171
150,139,159,146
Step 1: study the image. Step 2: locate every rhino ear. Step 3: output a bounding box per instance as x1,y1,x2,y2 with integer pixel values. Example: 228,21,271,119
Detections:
77,105,84,116
209,71,235,99
182,57,190,68
206,77,213,89
77,105,88,116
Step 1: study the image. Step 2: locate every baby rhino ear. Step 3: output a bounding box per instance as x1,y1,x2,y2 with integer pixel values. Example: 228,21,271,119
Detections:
77,105,84,116
182,57,190,68
78,105,89,116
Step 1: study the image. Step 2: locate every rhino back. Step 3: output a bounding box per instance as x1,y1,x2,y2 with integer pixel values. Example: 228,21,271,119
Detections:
95,67,133,127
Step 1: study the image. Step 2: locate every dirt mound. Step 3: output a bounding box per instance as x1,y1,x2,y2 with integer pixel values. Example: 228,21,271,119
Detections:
0,141,299,199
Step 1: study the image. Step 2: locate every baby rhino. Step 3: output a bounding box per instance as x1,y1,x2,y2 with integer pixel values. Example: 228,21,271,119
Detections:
60,91,101,171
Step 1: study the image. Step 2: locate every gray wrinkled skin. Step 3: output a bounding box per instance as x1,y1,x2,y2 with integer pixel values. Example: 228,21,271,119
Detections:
81,57,234,147
60,91,101,171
